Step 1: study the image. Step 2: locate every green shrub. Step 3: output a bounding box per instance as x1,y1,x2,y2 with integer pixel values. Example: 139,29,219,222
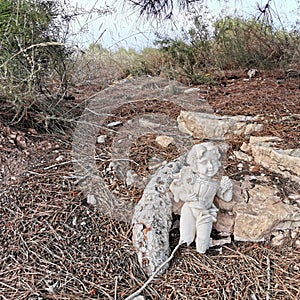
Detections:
0,0,72,129
155,15,300,83
212,17,299,69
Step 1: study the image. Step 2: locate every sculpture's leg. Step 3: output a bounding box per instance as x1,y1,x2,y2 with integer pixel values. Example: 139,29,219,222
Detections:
195,214,213,253
180,203,196,245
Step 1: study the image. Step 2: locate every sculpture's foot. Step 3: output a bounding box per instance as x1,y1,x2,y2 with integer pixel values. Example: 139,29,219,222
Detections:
196,238,212,253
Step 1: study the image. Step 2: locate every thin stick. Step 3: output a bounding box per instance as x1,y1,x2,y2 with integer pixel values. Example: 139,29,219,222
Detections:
114,276,118,300
266,256,271,300
125,242,182,300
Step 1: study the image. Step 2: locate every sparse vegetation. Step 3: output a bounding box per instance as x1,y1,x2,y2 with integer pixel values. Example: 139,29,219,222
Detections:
0,1,300,300
0,0,75,129
75,13,300,85
1,0,299,127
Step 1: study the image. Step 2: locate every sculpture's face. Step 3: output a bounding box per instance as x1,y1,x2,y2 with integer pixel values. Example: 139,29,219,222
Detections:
195,150,220,177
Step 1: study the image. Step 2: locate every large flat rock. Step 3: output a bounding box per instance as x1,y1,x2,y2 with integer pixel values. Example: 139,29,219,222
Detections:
177,111,263,140
245,136,300,179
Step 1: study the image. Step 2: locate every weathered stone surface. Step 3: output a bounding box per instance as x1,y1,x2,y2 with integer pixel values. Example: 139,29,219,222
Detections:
246,136,300,179
96,135,106,144
155,135,174,147
214,211,235,233
183,87,200,94
233,184,300,241
233,150,253,162
132,155,186,276
177,111,263,140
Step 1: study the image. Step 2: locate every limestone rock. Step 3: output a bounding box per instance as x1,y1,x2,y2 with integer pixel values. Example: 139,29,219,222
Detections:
132,155,186,276
233,184,300,241
214,180,300,242
247,69,259,78
155,135,174,147
246,136,300,179
177,111,263,140
183,87,200,94
107,121,122,127
233,150,252,162
96,135,106,144
214,211,235,233
87,194,97,205
132,148,300,275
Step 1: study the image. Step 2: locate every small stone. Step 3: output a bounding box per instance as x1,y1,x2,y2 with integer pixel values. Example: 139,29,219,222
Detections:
87,194,97,205
183,87,200,94
247,69,259,78
293,265,300,271
233,150,252,162
155,135,174,147
271,231,286,246
244,123,264,135
97,135,107,144
291,228,299,239
55,155,64,162
288,194,300,201
28,128,38,134
107,121,122,127
240,142,250,152
132,295,145,300
211,236,231,247
249,165,260,172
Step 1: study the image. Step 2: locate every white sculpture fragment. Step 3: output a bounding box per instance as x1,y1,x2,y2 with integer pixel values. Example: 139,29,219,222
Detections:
170,142,233,253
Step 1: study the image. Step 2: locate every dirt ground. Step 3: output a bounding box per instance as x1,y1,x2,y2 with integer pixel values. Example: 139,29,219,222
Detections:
0,72,299,299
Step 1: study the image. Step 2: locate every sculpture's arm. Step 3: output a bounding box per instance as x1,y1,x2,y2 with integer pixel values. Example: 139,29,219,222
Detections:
217,176,233,202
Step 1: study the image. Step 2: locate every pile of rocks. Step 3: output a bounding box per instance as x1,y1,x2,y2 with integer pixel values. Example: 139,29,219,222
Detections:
132,110,300,275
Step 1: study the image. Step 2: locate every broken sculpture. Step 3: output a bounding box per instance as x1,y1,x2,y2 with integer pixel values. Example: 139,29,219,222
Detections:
170,142,233,253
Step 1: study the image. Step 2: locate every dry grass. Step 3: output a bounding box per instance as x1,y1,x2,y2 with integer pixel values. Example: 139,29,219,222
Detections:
1,169,299,299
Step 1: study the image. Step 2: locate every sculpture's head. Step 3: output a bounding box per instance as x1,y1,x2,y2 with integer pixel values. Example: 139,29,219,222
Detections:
187,142,221,177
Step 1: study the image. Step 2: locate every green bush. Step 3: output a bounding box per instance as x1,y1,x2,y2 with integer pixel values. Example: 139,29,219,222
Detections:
155,15,300,83
212,17,299,69
0,0,72,129
156,36,216,84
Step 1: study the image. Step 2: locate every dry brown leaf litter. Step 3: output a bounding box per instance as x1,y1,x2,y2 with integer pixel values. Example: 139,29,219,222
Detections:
0,73,300,299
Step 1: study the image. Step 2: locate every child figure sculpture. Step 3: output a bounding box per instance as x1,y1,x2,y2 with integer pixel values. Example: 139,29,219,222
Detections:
170,142,233,253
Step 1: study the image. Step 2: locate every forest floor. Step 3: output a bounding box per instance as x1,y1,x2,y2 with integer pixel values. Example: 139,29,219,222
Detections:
0,71,299,300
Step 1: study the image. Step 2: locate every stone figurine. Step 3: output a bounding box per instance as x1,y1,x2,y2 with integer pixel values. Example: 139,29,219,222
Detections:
170,142,233,253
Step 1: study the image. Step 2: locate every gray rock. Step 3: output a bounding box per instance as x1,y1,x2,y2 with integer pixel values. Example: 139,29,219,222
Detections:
233,150,253,162
97,135,107,143
246,136,300,180
155,135,174,147
107,121,123,127
132,155,186,276
183,87,200,94
233,184,300,241
177,111,263,140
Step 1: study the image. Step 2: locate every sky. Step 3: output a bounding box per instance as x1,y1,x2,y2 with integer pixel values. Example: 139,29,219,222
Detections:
67,0,299,50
